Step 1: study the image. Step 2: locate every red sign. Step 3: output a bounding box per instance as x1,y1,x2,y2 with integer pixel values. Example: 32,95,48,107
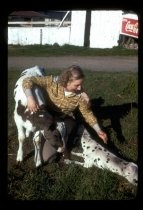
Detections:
121,18,138,38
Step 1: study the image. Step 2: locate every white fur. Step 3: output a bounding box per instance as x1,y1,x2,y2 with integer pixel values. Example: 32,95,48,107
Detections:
64,127,138,186
14,66,46,167
14,66,66,167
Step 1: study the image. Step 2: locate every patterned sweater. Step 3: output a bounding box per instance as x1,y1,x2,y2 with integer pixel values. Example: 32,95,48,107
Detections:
22,75,97,127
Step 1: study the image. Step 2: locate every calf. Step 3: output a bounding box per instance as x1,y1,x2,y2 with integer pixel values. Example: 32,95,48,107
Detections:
64,126,138,186
14,66,63,167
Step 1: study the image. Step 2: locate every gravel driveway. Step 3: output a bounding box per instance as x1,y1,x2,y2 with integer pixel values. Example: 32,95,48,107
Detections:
8,56,138,72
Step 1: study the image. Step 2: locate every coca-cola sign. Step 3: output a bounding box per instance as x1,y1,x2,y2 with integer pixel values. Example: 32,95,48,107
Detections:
121,18,138,38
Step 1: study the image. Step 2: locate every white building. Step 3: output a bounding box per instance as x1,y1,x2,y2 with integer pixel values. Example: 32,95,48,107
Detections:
70,10,123,48
8,10,126,48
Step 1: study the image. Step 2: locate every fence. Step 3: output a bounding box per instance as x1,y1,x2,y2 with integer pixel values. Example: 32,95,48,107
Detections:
8,26,71,46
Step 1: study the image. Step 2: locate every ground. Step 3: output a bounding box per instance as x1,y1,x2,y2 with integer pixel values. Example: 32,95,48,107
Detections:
8,56,138,72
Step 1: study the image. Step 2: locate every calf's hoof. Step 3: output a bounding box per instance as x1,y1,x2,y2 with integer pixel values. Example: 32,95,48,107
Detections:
35,160,42,168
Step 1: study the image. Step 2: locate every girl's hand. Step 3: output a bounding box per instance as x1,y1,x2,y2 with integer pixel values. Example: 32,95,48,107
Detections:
97,130,108,144
27,96,39,113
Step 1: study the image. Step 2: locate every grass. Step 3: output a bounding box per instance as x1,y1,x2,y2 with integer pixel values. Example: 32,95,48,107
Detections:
8,44,138,57
8,68,138,200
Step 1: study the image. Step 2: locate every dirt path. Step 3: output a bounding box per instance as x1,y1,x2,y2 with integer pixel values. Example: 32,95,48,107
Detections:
8,56,138,72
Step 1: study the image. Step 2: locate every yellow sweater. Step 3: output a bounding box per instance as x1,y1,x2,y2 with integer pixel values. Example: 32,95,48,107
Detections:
22,75,97,127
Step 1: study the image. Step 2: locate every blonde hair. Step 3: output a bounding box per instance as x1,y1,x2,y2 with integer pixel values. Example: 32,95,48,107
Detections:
59,65,85,87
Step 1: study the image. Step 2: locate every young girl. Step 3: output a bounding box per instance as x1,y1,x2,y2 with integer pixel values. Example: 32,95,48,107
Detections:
23,65,108,157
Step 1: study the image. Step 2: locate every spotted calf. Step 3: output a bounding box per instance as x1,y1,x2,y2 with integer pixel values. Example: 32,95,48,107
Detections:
14,66,63,167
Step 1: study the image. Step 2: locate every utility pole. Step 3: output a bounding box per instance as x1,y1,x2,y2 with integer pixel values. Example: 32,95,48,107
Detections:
84,10,91,47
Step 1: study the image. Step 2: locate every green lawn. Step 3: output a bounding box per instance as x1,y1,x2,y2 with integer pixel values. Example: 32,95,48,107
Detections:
8,68,138,200
8,44,138,57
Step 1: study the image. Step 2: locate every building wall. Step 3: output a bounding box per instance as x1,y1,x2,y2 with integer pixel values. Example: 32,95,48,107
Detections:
69,11,86,46
90,10,123,48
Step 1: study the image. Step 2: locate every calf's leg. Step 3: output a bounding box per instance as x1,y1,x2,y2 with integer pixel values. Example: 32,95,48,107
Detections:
16,125,25,162
33,131,42,167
